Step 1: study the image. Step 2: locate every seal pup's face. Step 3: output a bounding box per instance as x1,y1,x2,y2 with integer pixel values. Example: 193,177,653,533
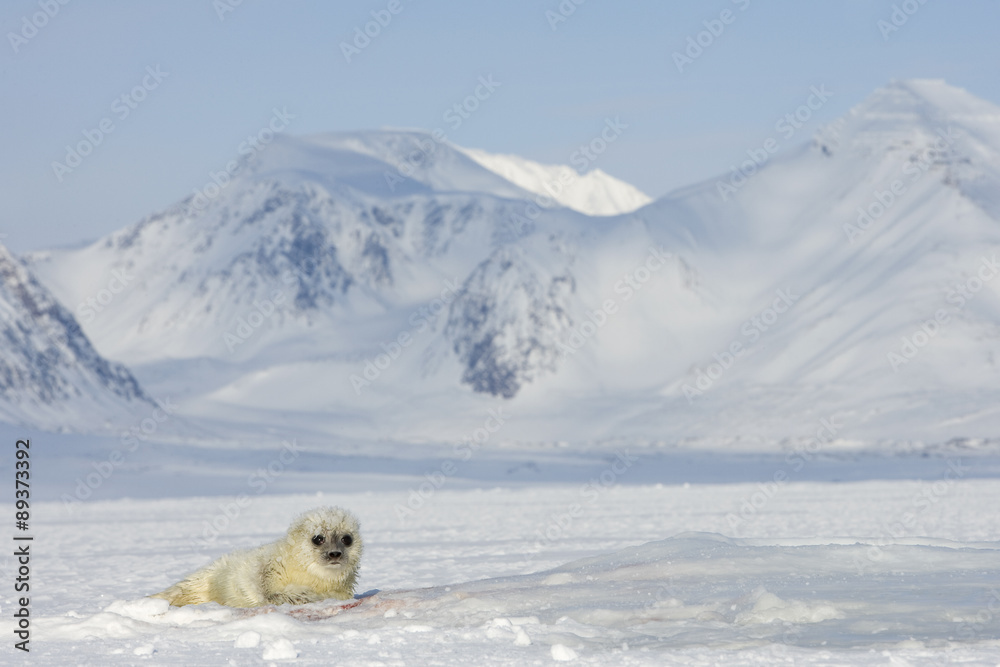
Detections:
287,506,363,582
309,529,356,570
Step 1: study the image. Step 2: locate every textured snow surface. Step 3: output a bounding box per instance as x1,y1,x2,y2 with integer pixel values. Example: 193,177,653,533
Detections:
4,424,1000,665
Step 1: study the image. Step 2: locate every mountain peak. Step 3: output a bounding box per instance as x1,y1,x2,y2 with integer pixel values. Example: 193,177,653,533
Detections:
246,130,651,217
252,130,532,202
857,79,993,118
453,145,652,216
812,78,1000,164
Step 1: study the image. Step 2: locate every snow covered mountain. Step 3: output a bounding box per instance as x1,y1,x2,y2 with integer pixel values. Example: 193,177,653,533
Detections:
631,78,1000,442
455,145,652,215
22,80,1000,444
444,242,577,398
0,242,151,430
25,132,597,368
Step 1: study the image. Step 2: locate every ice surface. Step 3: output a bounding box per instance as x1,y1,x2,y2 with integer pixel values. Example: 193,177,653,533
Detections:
4,443,999,665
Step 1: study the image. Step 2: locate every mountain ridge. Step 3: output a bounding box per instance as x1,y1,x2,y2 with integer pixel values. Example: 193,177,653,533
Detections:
0,242,153,430
16,79,1000,444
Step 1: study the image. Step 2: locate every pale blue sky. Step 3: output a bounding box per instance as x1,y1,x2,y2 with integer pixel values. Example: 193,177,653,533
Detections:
2,0,998,252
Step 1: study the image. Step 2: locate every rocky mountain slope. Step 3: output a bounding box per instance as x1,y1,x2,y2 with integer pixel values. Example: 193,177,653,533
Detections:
0,242,151,430
21,81,1000,444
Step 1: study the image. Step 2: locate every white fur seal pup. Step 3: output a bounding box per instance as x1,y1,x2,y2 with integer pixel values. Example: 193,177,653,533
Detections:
152,506,362,607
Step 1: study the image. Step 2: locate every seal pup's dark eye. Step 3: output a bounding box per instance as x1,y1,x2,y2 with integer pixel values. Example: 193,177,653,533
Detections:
312,535,325,546
342,535,353,546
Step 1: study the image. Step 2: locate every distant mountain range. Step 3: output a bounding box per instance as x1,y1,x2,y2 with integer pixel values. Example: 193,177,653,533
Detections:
14,80,1000,445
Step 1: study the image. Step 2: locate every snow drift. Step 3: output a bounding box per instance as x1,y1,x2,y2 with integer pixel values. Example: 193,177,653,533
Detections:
30,533,1000,664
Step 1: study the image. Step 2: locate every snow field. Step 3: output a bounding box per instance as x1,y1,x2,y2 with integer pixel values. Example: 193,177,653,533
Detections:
3,467,999,665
